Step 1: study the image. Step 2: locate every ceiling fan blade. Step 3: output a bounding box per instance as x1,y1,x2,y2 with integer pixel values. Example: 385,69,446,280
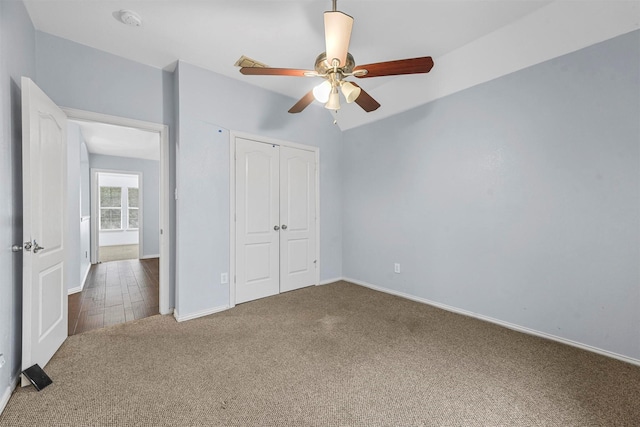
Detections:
351,83,381,112
354,56,434,78
324,11,353,67
288,90,315,114
239,67,314,77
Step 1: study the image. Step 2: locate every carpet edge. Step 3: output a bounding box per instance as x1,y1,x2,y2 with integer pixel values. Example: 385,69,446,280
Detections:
344,276,640,367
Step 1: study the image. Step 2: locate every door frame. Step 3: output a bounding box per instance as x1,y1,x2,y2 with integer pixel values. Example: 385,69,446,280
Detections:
229,131,320,309
62,108,171,315
91,169,144,263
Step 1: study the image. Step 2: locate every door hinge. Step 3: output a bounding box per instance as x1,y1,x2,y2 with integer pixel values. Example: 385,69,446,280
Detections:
174,188,178,200
160,229,163,235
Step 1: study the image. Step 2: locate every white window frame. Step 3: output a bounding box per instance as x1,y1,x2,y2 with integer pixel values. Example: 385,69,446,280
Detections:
98,185,140,232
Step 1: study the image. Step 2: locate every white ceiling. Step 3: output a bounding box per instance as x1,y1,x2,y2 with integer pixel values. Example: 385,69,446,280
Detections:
25,1,640,130
72,120,160,161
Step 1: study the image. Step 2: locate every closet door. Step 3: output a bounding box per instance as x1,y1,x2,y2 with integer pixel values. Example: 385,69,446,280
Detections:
279,146,317,293
235,138,280,304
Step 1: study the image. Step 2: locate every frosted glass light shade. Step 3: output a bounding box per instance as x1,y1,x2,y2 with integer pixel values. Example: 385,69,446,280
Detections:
324,11,353,67
313,81,332,103
341,81,361,103
325,88,341,110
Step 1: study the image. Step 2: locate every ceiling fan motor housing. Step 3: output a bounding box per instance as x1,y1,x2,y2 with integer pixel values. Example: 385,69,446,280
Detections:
315,52,356,75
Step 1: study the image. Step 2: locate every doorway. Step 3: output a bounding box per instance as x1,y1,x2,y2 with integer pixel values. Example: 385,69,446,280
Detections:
64,108,171,320
67,118,164,334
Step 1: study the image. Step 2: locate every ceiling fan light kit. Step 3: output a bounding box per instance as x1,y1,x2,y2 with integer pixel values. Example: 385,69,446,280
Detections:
341,81,361,104
313,80,332,103
236,0,434,115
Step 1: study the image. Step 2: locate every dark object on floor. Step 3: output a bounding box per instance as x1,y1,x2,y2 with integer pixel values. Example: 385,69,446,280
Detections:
22,364,53,391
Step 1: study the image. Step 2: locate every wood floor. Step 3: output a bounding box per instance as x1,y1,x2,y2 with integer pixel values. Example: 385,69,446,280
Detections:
68,258,159,336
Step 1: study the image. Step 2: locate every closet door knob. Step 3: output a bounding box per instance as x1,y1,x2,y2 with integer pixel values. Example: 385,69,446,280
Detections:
274,225,280,231
281,224,287,230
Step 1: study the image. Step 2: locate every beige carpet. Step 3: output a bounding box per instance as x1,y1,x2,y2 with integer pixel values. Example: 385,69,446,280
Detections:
2,281,639,426
99,244,139,262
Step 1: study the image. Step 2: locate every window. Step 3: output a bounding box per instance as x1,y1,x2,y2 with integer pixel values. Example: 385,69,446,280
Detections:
100,186,122,230
99,185,139,231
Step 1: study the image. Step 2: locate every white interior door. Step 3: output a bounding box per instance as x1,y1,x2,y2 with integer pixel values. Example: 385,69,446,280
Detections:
235,138,280,304
21,77,68,385
279,146,317,293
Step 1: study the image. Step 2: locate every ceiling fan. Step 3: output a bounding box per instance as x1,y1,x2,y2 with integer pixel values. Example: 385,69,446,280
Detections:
235,0,434,114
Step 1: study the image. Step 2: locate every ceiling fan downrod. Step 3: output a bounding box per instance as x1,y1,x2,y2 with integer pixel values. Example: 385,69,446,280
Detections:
332,0,338,12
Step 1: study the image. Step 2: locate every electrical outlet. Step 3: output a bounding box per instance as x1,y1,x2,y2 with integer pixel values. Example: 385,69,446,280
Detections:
394,263,401,274
220,273,229,284
0,353,5,369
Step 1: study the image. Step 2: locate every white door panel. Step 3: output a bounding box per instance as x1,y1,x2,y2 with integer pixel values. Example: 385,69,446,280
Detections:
279,146,317,293
235,138,280,303
234,137,317,304
21,77,68,385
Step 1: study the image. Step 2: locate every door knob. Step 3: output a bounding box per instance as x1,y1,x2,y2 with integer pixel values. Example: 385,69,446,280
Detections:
33,240,45,254
23,241,33,252
274,225,280,231
12,245,23,252
281,224,288,230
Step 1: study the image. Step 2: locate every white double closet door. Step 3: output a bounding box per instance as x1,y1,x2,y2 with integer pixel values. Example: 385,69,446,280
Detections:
235,137,317,304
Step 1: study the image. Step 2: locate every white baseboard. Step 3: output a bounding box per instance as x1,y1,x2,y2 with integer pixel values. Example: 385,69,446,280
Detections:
0,375,19,416
68,264,92,295
67,285,82,295
173,305,229,322
318,277,343,286
140,254,160,260
343,277,640,367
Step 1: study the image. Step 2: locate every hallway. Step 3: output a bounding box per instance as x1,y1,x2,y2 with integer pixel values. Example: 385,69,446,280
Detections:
68,258,159,335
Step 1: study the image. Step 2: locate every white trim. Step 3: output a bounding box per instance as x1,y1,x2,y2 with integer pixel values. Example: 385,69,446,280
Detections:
68,261,91,296
231,130,319,153
63,108,171,315
89,169,98,264
319,277,342,286
228,134,235,310
173,305,229,323
344,277,640,367
80,263,90,290
140,254,160,260
229,131,320,308
0,376,19,415
67,285,82,295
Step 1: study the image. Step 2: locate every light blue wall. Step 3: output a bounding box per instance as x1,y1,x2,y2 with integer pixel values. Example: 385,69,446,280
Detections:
175,61,343,317
35,32,176,307
0,0,35,406
80,141,90,217
342,30,640,360
90,154,161,258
